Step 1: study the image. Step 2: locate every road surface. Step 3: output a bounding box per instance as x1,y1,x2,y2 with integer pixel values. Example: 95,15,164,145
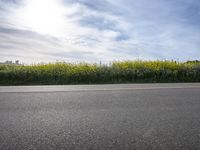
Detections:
0,83,200,150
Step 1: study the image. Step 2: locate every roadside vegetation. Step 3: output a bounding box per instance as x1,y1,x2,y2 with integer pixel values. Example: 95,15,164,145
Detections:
0,60,200,85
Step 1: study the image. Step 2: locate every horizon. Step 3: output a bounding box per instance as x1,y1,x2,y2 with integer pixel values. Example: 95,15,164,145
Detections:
1,59,200,66
0,0,200,63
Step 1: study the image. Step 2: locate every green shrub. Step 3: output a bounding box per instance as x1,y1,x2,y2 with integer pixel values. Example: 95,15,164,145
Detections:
0,60,199,85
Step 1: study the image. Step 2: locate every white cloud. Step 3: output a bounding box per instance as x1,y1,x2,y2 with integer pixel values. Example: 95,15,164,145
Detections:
0,0,200,63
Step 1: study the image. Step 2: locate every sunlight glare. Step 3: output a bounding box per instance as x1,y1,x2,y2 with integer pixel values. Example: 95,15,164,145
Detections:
18,0,67,37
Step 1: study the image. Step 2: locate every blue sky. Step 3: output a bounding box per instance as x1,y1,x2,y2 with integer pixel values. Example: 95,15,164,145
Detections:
0,0,200,63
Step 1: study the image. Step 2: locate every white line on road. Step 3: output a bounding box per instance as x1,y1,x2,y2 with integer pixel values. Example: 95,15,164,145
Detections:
0,84,200,93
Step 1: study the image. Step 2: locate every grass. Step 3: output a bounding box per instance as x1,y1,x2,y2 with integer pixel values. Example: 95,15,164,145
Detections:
0,60,200,85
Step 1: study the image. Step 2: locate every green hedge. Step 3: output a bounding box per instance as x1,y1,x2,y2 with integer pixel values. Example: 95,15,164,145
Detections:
0,60,200,85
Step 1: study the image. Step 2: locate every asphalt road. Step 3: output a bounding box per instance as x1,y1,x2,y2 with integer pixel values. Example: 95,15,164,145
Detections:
0,83,200,150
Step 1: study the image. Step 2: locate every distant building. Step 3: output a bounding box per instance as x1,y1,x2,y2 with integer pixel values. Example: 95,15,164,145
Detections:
15,60,19,65
0,60,21,65
5,60,12,64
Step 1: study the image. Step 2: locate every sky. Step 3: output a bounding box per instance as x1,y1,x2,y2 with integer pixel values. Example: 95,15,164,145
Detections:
0,0,200,63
